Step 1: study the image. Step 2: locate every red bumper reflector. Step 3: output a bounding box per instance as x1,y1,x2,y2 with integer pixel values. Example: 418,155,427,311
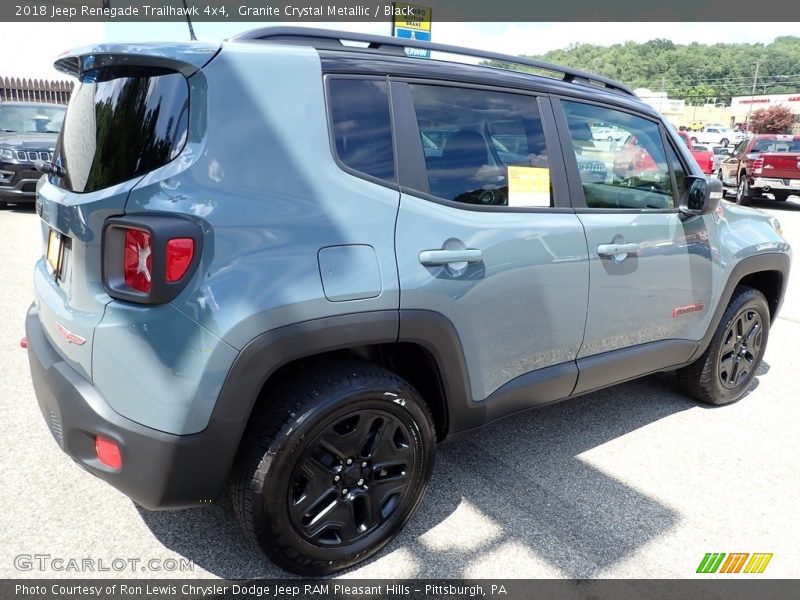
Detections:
20,337,28,348
95,436,123,469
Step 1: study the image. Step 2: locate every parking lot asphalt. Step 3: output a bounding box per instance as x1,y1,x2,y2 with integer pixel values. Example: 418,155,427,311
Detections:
1,198,798,580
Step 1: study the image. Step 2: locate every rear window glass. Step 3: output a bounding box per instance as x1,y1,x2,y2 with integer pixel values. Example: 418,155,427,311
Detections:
327,78,395,183
52,67,189,193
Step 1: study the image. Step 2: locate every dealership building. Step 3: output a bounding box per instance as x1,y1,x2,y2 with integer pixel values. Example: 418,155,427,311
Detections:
730,93,800,134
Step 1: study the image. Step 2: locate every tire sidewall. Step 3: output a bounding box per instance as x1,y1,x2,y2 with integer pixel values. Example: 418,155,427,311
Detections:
251,379,435,572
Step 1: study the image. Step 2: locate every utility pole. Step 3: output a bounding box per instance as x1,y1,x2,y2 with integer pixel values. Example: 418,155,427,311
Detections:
745,59,762,130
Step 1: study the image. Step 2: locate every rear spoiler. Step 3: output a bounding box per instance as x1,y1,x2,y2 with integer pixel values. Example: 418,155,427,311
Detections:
54,41,221,79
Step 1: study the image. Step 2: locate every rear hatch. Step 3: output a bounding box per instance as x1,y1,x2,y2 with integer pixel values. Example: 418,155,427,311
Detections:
33,42,218,381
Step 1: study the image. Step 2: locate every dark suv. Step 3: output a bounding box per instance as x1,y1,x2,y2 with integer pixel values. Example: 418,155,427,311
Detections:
0,102,64,208
26,28,790,575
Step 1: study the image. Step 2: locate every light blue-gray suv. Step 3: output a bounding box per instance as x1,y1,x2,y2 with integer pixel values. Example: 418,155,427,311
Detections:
26,28,791,575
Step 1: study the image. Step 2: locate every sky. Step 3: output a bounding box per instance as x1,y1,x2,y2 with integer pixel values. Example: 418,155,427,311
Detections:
4,21,800,81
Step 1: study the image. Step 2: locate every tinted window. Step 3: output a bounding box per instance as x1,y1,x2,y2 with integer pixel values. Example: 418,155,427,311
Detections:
52,67,189,193
563,101,675,209
0,104,64,133
328,79,395,183
408,84,552,207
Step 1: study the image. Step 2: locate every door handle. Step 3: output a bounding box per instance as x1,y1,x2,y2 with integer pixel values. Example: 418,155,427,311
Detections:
597,242,640,258
419,249,483,266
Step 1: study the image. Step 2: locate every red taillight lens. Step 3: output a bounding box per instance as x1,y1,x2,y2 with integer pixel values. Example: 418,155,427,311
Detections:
166,238,194,282
752,158,764,175
95,435,122,469
123,229,152,293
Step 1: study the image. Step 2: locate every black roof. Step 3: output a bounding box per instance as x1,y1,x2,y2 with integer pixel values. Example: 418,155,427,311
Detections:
229,27,639,100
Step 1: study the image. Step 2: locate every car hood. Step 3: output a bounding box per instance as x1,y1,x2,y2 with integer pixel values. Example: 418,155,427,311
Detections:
0,132,58,149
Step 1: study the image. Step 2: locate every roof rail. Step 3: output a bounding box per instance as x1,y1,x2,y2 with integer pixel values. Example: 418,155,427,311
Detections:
228,27,636,98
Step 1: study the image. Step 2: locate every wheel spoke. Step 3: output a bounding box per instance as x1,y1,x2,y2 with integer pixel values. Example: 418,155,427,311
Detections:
719,355,735,382
746,319,760,343
371,423,412,464
729,359,740,386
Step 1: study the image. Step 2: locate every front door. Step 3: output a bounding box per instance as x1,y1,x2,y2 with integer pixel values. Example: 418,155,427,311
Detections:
555,99,713,391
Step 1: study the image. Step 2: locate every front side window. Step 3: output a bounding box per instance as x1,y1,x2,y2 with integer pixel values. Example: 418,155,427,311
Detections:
563,101,676,209
408,84,552,208
53,67,189,193
328,78,395,183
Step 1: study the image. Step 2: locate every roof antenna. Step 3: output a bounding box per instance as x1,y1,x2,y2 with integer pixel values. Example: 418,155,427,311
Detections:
183,0,197,41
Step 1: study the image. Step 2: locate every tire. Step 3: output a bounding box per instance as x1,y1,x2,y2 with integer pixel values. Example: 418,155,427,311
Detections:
230,359,436,575
691,137,698,144
720,138,729,147
0,200,8,210
717,170,727,197
771,190,789,202
677,286,770,405
736,175,752,206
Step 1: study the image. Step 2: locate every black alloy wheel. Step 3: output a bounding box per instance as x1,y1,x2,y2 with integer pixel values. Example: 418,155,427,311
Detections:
717,306,763,390
677,286,770,405
288,407,421,547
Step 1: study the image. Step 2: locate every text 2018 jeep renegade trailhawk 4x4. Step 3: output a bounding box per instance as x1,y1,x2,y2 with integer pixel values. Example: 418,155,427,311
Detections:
26,29,791,575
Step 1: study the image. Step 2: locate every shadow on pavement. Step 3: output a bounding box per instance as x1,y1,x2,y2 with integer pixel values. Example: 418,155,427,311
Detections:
137,371,727,578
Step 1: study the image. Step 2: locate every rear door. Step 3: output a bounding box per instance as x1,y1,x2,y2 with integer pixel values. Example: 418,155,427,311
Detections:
392,81,589,404
553,98,712,393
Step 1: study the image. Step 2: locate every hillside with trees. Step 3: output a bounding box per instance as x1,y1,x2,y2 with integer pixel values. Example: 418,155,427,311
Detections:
486,37,800,105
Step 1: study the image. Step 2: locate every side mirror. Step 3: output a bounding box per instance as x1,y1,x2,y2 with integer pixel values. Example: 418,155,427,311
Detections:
679,176,722,215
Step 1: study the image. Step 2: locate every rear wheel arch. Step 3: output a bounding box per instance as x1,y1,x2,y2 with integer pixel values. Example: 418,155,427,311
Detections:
208,310,469,494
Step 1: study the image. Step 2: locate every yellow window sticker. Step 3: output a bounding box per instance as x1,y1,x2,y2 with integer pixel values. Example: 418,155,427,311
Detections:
508,166,550,207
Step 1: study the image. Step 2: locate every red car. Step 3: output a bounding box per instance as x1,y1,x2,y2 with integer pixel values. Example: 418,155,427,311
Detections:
677,131,715,175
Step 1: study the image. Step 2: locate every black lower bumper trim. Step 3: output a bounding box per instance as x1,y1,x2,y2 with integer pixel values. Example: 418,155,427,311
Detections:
25,304,240,510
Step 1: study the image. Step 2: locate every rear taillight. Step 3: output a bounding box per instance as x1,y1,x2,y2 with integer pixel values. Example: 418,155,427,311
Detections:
752,157,764,175
103,216,202,304
124,229,152,293
166,238,194,282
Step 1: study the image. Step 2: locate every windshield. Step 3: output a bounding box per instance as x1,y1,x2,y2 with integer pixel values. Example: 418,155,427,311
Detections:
0,105,65,133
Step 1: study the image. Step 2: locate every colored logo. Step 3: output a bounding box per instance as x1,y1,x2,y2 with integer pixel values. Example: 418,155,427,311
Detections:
696,553,773,574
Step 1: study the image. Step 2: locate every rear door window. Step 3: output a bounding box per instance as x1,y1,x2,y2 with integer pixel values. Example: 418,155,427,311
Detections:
52,67,189,193
407,84,553,208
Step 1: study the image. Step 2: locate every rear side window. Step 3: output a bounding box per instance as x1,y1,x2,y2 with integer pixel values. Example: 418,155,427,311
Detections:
328,78,395,183
52,67,189,193
407,84,552,208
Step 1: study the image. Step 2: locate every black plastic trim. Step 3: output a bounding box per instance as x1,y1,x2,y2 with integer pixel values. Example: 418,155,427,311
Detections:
25,304,237,510
573,339,699,396
688,252,791,362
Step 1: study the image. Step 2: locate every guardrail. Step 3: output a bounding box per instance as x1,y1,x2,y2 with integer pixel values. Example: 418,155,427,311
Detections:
0,77,73,105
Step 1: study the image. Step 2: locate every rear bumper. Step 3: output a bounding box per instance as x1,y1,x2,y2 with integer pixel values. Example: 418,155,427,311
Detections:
751,177,800,193
25,304,239,510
